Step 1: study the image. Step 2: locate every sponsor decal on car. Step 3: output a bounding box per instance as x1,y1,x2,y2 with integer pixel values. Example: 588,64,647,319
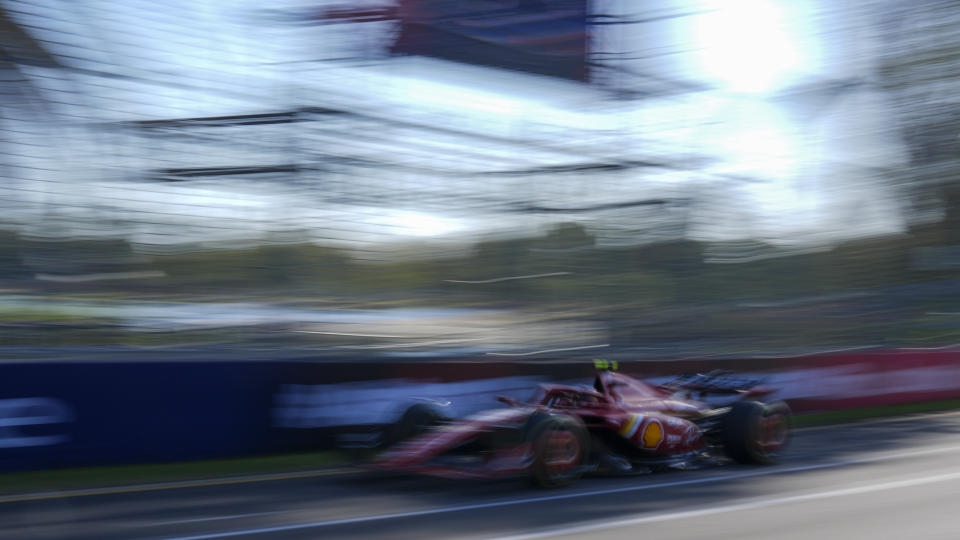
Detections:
617,413,643,438
641,419,664,449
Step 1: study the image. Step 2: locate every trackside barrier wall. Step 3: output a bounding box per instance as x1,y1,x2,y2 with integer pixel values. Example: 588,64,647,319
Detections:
1,351,959,472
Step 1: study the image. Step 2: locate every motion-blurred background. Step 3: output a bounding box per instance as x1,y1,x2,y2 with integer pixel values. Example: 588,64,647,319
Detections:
2,0,958,360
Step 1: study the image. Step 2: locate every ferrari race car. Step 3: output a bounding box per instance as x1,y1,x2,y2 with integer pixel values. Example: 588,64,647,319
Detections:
374,365,790,488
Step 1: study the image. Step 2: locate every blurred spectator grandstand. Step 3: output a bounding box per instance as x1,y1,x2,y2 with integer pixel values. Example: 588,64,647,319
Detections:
0,0,958,360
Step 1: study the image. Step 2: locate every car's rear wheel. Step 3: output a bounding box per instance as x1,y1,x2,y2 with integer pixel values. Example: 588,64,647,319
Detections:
525,414,589,488
722,401,791,464
387,403,448,447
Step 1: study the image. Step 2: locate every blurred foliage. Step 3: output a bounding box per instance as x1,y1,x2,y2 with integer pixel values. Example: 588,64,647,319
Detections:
2,216,959,353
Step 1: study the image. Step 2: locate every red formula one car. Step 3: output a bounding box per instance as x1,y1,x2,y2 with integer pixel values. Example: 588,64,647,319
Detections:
375,365,790,487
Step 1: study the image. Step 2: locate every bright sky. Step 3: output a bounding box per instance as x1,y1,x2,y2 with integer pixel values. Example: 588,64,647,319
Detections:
3,0,910,255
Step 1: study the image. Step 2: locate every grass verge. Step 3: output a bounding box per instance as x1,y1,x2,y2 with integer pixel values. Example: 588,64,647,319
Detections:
0,451,348,497
791,398,960,428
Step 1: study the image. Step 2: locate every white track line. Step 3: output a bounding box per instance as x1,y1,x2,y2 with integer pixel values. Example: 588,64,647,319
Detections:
164,444,960,540
490,470,960,540
155,511,287,526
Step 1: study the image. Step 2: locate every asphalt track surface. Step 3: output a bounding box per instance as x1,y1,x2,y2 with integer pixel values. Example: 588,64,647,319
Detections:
4,411,960,540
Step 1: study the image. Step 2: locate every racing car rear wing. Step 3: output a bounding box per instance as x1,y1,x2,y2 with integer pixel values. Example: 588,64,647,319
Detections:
657,370,775,398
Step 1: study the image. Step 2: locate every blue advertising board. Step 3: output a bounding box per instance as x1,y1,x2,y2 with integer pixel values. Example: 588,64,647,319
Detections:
0,358,576,472
0,362,333,472
0,358,600,472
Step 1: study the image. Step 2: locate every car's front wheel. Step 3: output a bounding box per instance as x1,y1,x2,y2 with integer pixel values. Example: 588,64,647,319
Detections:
525,414,590,488
721,400,791,464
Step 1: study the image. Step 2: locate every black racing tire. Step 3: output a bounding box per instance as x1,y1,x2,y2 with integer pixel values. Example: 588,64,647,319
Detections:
721,401,791,464
386,403,449,448
524,414,590,488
